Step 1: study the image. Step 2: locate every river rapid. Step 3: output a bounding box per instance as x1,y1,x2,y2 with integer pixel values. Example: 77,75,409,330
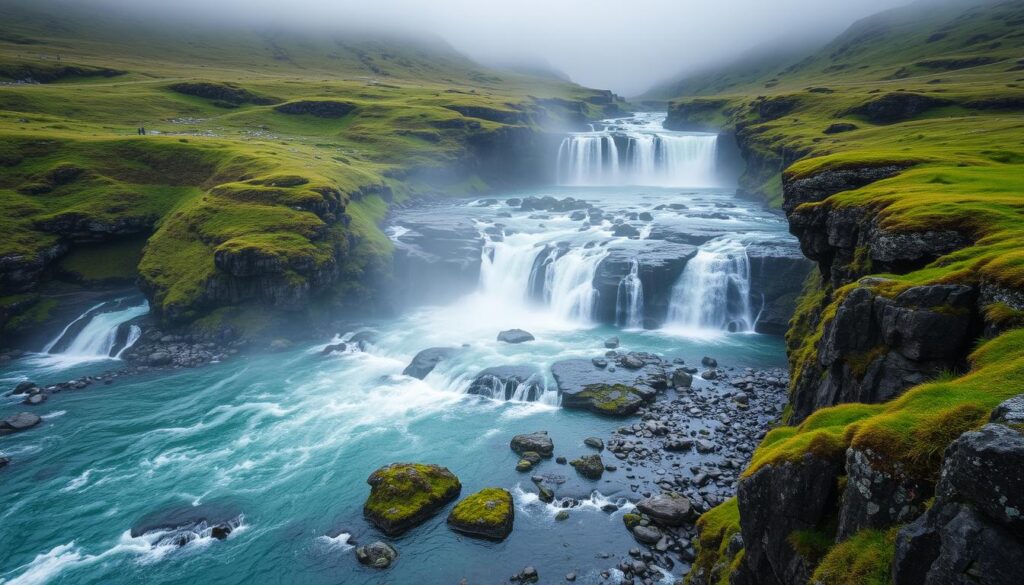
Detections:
0,114,799,585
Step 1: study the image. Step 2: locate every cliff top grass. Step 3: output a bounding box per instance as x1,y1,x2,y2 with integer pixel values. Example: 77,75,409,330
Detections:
0,0,621,326
810,528,897,585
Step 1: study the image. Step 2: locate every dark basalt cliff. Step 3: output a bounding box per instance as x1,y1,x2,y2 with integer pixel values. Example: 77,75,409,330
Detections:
690,149,1024,585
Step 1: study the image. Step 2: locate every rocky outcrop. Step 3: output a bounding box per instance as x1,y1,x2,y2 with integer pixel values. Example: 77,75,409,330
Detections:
747,242,814,335
892,397,1024,584
274,100,356,118
355,541,398,569
510,431,554,457
837,448,931,540
736,454,845,585
551,358,661,415
842,93,952,124
789,283,979,422
784,165,969,286
592,242,697,328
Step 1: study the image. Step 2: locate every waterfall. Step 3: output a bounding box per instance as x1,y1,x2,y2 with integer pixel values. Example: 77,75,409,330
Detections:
38,299,150,366
557,120,718,187
666,239,754,332
479,233,605,323
615,259,644,329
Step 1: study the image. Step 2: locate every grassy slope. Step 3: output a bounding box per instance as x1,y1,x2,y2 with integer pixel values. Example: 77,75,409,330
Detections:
0,0,619,332
668,0,1024,582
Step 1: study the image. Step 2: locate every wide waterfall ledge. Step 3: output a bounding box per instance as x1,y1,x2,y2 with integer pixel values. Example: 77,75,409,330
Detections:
556,112,720,188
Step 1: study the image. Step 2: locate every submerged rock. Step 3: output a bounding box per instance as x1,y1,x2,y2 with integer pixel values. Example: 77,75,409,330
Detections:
497,329,535,344
402,347,457,379
355,541,398,569
447,487,514,540
363,463,462,536
130,501,243,546
511,431,554,457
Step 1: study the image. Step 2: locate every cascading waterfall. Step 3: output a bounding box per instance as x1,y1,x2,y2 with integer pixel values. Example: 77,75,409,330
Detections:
39,299,150,365
557,126,718,187
615,259,644,329
666,239,754,332
479,232,606,323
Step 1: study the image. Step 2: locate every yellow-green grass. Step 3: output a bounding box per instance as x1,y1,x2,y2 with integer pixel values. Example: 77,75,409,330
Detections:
0,0,623,327
811,528,898,585
686,497,742,585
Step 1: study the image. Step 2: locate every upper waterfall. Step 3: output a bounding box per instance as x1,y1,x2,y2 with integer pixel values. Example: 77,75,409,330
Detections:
556,112,718,188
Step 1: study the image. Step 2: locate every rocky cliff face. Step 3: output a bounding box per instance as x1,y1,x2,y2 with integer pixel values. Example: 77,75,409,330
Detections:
690,150,1024,584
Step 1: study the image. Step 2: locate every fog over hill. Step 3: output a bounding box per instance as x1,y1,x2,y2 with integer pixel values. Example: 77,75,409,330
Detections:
76,0,919,95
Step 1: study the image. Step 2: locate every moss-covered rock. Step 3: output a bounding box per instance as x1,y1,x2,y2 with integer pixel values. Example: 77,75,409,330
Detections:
569,454,604,479
447,487,514,541
363,463,461,536
563,383,645,416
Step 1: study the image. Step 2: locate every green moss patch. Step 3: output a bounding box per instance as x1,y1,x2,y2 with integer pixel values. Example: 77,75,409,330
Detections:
447,487,513,541
811,528,897,585
686,498,742,585
363,463,461,536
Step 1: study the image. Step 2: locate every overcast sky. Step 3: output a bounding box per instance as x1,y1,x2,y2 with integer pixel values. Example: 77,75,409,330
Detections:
91,0,917,95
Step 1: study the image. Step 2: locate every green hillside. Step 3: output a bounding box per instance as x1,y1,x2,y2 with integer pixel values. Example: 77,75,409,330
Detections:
667,1,1024,583
0,0,622,337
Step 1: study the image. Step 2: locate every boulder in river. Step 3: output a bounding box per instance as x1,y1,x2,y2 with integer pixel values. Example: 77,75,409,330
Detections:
672,368,693,389
562,383,644,416
355,541,398,569
363,463,462,536
402,347,457,379
0,412,41,436
130,501,243,546
510,431,554,457
447,487,514,540
11,380,37,395
636,492,694,526
497,329,535,344
468,366,544,401
570,454,605,479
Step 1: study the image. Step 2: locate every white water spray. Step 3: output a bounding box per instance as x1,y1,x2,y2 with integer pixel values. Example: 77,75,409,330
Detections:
615,259,644,329
666,239,754,332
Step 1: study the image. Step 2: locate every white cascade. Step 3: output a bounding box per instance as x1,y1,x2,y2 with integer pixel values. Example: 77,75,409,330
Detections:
479,233,605,323
556,117,718,187
616,259,644,329
40,300,150,364
666,239,754,332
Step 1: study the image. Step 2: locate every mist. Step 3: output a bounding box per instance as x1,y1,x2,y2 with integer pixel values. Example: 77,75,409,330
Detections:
54,0,917,96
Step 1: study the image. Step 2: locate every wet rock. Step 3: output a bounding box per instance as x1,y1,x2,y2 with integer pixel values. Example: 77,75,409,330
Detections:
11,380,37,395
0,412,41,435
701,356,718,368
320,342,346,355
605,336,620,349
636,493,693,526
516,451,543,472
562,383,645,416
570,454,605,479
468,366,544,401
511,431,554,457
671,369,693,389
513,566,539,583
355,541,398,569
584,437,605,451
147,351,171,366
555,510,570,521
447,488,514,540
402,347,457,379
633,525,663,544
497,329,535,344
22,393,46,405
363,463,461,536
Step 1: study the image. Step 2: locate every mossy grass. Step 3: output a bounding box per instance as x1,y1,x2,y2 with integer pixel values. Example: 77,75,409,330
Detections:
0,0,624,328
686,498,741,585
811,528,898,585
